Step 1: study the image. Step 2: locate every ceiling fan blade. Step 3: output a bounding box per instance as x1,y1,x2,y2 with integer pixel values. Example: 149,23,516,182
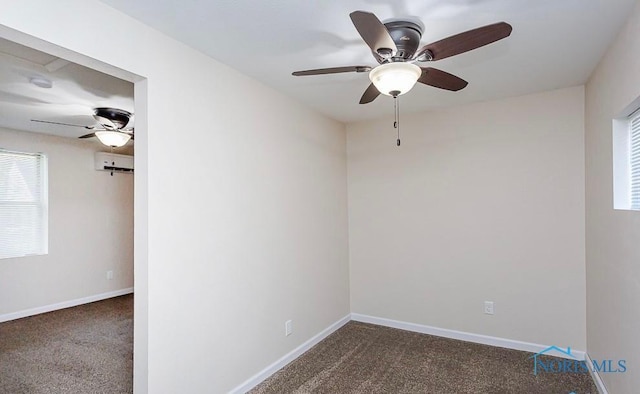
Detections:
415,22,512,61
418,68,468,91
292,66,371,76
121,128,134,138
350,11,397,58
31,119,94,129
359,83,381,104
80,130,133,140
94,115,117,130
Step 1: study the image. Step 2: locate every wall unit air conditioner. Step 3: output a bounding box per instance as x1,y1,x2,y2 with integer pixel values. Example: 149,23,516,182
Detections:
95,152,134,173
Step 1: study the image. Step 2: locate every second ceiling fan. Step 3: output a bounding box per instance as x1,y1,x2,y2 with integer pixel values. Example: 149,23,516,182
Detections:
292,11,512,104
32,107,134,147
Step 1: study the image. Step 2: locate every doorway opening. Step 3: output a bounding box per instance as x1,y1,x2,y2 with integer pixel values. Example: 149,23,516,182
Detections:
0,26,148,393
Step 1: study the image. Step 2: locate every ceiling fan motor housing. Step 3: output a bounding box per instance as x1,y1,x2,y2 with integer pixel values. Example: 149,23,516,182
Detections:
94,107,132,129
383,20,424,59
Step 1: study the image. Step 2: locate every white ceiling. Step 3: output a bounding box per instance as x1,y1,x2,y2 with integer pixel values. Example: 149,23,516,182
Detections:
0,38,134,140
0,1,635,132
98,0,637,123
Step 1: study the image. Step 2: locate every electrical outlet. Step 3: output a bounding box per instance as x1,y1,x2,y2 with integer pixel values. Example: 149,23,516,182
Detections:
484,301,494,315
285,320,292,336
107,270,114,280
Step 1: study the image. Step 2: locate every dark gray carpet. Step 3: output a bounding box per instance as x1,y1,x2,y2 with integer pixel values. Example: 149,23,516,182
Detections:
251,321,597,394
0,295,133,394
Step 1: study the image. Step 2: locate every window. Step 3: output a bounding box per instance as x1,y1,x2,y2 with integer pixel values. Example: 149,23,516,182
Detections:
613,103,640,211
631,110,640,210
0,150,48,259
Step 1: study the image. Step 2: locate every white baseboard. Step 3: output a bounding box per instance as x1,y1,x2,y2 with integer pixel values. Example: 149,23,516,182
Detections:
350,313,586,360
230,313,591,393
230,314,351,394
585,353,609,394
0,287,134,323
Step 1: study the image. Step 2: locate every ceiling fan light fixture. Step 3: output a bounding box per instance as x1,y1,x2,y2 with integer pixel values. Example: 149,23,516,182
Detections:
369,62,422,96
95,131,131,147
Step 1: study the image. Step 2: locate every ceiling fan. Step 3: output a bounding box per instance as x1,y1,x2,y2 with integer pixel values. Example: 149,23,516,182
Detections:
32,107,134,147
292,11,513,104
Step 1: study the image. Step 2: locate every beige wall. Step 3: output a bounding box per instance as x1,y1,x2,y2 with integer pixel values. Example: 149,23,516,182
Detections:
0,1,350,392
8,0,639,392
347,86,586,349
0,127,133,316
585,1,640,391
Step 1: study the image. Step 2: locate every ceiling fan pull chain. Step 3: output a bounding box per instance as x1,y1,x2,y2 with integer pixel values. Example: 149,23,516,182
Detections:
393,96,398,130
110,146,114,176
394,95,401,146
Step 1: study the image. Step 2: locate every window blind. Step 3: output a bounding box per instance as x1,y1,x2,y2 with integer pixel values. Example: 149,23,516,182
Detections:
631,111,640,210
0,150,47,259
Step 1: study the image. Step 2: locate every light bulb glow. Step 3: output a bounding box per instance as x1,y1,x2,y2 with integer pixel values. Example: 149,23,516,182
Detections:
369,62,422,96
95,131,131,147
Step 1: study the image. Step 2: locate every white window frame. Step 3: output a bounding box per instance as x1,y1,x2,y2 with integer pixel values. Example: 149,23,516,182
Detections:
0,149,48,259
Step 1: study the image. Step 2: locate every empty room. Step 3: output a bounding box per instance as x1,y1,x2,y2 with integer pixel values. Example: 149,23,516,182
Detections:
0,38,135,391
0,1,638,393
